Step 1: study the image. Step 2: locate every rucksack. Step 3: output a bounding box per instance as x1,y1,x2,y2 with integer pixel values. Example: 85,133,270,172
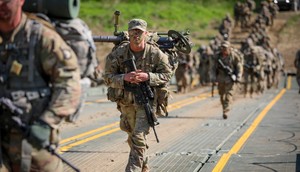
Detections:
53,18,97,78
25,13,98,122
53,18,97,122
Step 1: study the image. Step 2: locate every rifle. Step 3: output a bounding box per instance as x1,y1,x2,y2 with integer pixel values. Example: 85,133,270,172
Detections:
243,63,260,78
243,63,254,70
123,56,160,143
0,97,80,172
217,58,237,82
92,10,192,54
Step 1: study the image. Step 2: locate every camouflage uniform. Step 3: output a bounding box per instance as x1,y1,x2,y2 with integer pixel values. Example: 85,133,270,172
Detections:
240,3,251,29
267,1,279,26
199,46,213,86
246,0,256,11
295,50,300,94
243,47,261,97
104,19,172,172
234,2,243,27
0,13,81,171
270,49,280,89
260,2,272,26
211,41,243,119
218,15,232,41
175,51,192,93
254,46,268,94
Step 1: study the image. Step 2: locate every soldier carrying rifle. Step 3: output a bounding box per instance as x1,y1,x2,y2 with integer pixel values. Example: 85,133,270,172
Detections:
103,19,173,172
211,41,243,119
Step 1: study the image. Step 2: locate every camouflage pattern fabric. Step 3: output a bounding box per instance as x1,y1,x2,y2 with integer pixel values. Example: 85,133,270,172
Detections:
0,13,81,171
175,52,192,93
104,42,172,171
243,48,261,97
211,47,243,117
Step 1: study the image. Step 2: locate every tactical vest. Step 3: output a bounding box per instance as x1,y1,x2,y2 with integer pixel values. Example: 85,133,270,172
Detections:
107,42,155,104
0,19,51,114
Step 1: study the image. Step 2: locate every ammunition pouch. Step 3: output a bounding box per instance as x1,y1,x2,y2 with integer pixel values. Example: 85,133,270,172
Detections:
155,87,169,117
10,88,51,101
0,88,51,127
107,87,124,102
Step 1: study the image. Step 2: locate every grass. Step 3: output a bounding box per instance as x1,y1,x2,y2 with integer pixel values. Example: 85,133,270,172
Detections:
79,0,236,41
285,13,300,26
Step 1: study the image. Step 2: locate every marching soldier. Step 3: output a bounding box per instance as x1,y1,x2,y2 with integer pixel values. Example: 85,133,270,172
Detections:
234,1,243,27
243,47,261,98
0,0,81,171
219,14,233,40
260,1,272,26
254,46,268,94
103,18,172,171
267,0,279,26
175,51,192,93
199,46,213,86
211,41,243,119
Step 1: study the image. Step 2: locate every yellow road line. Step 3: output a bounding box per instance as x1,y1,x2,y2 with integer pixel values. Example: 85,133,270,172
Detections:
287,76,292,89
60,128,121,152
212,89,286,172
168,92,211,110
60,122,120,144
85,98,108,105
60,91,210,153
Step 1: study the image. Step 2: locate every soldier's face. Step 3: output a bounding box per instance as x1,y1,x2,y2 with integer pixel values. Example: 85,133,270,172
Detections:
0,0,23,23
129,29,147,45
221,47,229,56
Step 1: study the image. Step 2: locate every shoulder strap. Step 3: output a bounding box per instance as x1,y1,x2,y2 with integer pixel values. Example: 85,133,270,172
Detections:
26,19,43,82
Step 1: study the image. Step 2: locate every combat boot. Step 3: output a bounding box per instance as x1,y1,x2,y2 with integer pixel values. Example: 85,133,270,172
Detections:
142,164,150,172
223,109,230,119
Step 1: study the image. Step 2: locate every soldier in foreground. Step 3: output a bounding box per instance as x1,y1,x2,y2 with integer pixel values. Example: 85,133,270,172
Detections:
0,0,81,171
295,50,300,94
211,41,243,119
103,19,172,171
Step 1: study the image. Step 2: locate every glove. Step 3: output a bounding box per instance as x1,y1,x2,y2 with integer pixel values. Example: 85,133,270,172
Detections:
27,120,51,149
231,74,237,82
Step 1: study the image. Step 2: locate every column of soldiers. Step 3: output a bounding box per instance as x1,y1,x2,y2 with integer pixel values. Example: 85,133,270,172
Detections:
234,0,256,29
241,3,283,98
193,0,284,118
234,0,279,30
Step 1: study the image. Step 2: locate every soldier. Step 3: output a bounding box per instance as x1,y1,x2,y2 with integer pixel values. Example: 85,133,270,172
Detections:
260,1,272,26
245,0,256,23
175,51,192,93
240,3,251,29
103,19,172,171
243,47,261,98
267,0,279,26
218,14,233,41
234,1,243,27
0,0,81,171
295,50,300,94
254,46,268,94
199,46,213,86
211,41,243,119
246,0,256,11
